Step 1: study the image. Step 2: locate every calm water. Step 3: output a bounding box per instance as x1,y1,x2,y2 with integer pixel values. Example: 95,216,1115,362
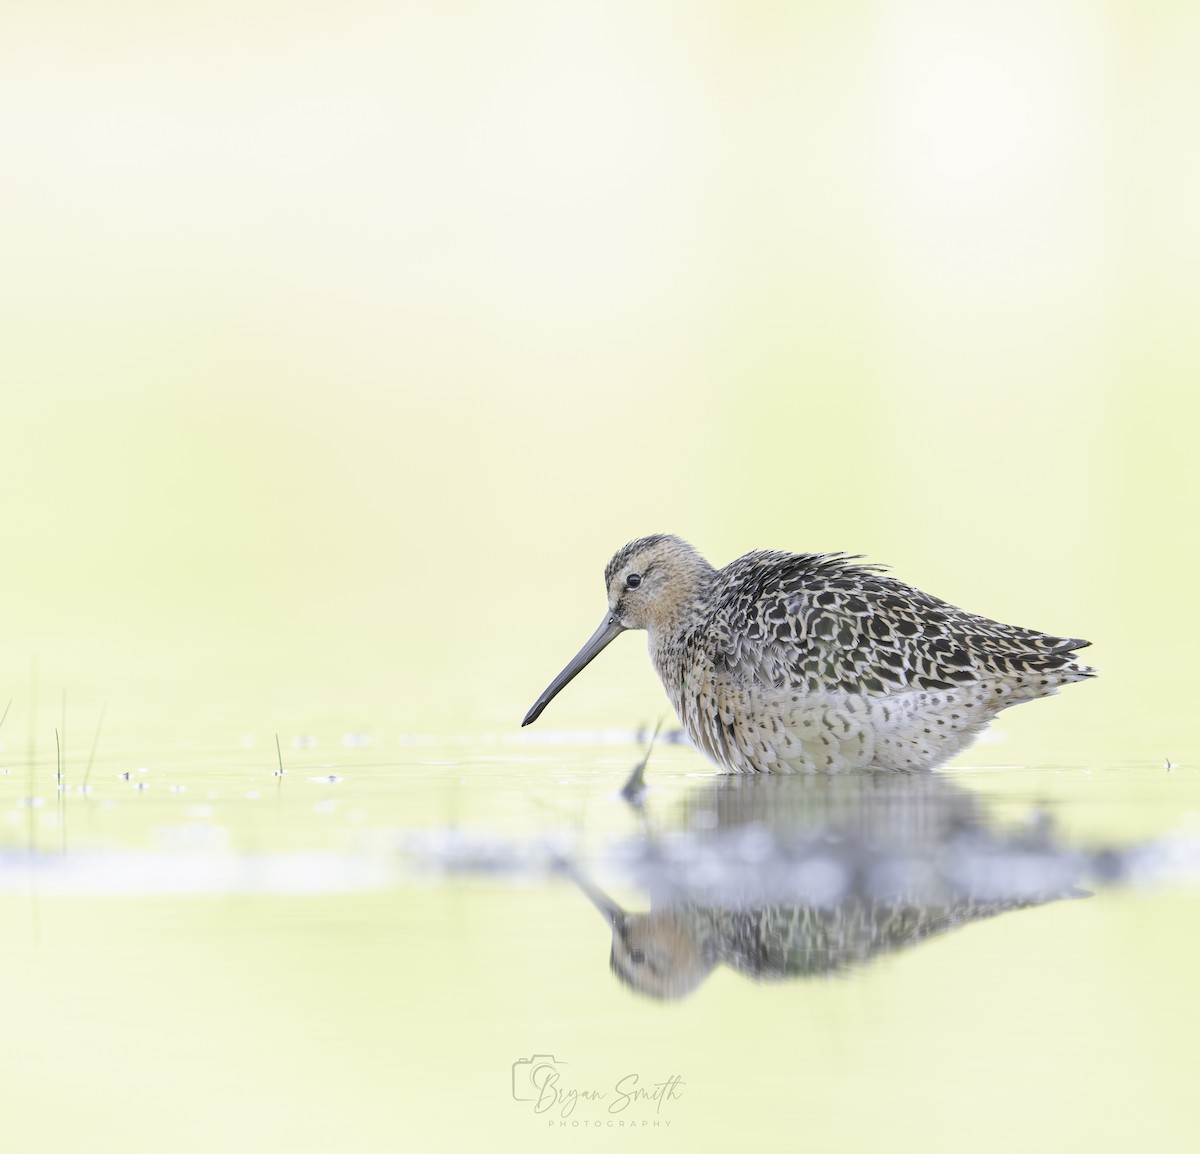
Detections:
5,1,1198,1150
1,726,1197,1154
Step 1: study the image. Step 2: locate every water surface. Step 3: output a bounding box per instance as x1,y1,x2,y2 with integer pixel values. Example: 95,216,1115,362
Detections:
2,726,1197,1153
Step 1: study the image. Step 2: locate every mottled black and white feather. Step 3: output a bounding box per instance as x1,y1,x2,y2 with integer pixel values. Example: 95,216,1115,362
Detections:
530,535,1094,775
706,550,1092,698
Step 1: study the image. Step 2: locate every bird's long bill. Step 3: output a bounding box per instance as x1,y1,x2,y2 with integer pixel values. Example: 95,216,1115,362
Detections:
558,859,627,929
521,613,625,726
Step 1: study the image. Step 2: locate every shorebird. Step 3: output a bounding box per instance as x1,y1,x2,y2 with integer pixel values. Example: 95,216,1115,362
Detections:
522,535,1094,773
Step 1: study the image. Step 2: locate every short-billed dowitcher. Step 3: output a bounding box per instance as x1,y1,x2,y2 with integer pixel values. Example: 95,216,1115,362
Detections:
522,536,1094,773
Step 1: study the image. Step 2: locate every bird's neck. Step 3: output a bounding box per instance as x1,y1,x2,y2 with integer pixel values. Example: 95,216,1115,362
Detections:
649,568,715,644
646,570,715,687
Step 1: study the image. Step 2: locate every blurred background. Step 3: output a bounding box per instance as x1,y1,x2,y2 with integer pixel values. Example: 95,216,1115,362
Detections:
2,0,1197,754
3,6,1200,1154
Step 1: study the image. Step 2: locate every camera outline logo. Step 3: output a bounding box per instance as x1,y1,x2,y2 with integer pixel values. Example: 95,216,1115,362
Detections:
511,1054,566,1101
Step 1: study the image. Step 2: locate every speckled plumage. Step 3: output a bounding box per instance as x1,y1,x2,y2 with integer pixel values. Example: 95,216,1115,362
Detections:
607,893,1060,998
524,535,1094,774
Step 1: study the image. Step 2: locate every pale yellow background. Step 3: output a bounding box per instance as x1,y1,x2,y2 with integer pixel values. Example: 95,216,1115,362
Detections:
1,6,1199,1154
3,0,1198,761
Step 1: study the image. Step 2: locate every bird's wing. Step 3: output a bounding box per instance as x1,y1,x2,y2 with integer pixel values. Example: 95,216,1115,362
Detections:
708,551,1089,696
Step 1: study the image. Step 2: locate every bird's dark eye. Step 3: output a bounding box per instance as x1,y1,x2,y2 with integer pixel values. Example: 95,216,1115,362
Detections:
629,948,646,965
626,573,642,589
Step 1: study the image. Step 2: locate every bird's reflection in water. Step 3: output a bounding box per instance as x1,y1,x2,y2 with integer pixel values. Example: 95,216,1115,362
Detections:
572,773,1087,1000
